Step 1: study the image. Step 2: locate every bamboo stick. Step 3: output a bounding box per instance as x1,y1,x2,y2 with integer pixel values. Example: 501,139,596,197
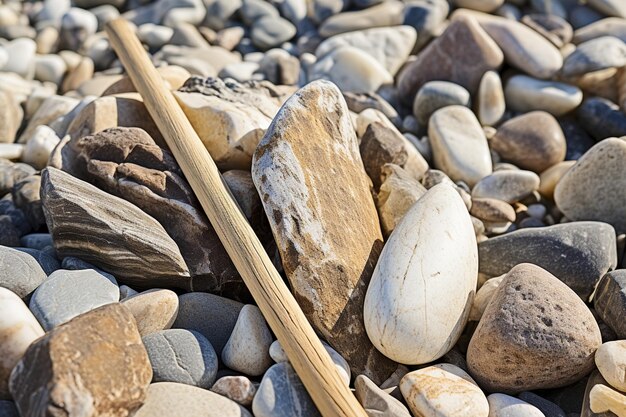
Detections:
105,18,368,417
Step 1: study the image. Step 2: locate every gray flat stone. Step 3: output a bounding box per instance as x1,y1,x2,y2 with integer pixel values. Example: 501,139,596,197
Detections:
0,245,47,299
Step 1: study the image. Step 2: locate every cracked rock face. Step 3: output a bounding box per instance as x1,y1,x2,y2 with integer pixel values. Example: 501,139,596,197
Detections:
252,79,396,383
59,127,250,299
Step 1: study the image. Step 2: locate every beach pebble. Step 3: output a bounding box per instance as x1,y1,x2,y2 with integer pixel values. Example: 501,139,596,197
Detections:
2,38,36,79
355,374,411,417
587,0,626,19
454,0,503,12
0,245,47,299
21,125,60,170
413,81,471,126
573,17,626,44
477,70,505,126
595,341,626,392
504,75,582,116
251,16,296,50
472,170,540,203
594,270,626,339
318,1,404,38
211,376,257,407
34,54,67,85
576,97,626,140
142,329,218,389
487,393,546,417
122,289,179,336
562,36,626,77
589,384,626,416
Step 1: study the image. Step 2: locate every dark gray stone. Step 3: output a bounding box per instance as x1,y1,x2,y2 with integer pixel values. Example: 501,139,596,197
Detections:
594,270,626,339
562,36,626,77
403,0,449,50
559,118,596,160
519,392,567,417
20,233,53,251
577,97,626,141
172,292,243,354
0,197,30,236
0,245,47,298
0,400,18,417
478,221,617,300
251,16,296,50
29,269,119,331
142,329,218,389
14,248,60,275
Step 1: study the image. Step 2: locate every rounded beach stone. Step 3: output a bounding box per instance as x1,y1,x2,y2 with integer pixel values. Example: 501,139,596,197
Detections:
29,269,119,331
538,161,575,200
221,304,273,377
491,111,566,173
143,329,218,389
122,289,179,336
0,288,44,399
400,364,489,417
487,393,545,417
0,245,47,299
364,184,477,364
518,391,567,417
454,0,503,12
470,198,515,223
562,36,626,77
21,125,60,170
469,275,505,321
467,263,602,393
428,106,492,187
504,75,582,116
211,376,257,407
412,81,471,125
595,341,626,392
576,97,626,141
472,170,540,203
133,382,252,417
477,70,505,126
251,16,296,50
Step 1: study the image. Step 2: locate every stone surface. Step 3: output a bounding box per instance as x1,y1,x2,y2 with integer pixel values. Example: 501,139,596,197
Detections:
518,392,567,417
318,1,404,38
29,268,119,331
491,111,566,173
472,170,540,203
477,70,505,126
0,90,22,143
0,288,44,400
21,125,60,170
573,17,626,44
0,245,47,298
595,341,626,392
364,184,477,364
175,76,288,170
0,401,18,417
18,95,78,144
251,16,296,50
211,376,256,407
172,292,243,354
12,175,45,231
467,263,602,393
469,274,505,321
9,303,152,417
413,81,471,126
581,370,615,417
576,98,626,141
60,127,244,297
355,374,411,417
360,122,428,189
428,106,492,186
252,80,396,382
252,362,321,417
143,329,218,389
133,382,252,417
589,384,626,416
587,0,626,18
595,270,626,339
222,305,273,376
487,393,546,417
122,289,179,336
538,161,576,200
505,75,582,116
396,16,503,103
400,364,489,417
41,167,191,288
555,138,626,232
522,13,572,47
470,198,515,223
562,36,626,77
478,222,616,300
315,26,416,76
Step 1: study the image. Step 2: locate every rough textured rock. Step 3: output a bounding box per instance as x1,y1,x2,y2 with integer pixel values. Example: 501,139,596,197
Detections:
122,289,179,336
396,15,503,103
364,184,477,365
467,263,602,393
594,270,626,339
175,76,292,170
0,288,44,400
477,222,616,301
0,245,47,298
40,167,190,288
60,127,245,297
211,376,257,407
133,382,252,417
9,303,152,417
142,329,218,389
355,374,411,417
555,138,626,233
252,80,396,382
400,364,489,417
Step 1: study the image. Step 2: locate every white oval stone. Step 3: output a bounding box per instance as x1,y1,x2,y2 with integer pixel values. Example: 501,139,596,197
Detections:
428,105,492,187
0,287,44,398
595,341,626,392
364,183,478,364
21,125,60,170
487,393,545,417
400,364,489,417
505,75,583,116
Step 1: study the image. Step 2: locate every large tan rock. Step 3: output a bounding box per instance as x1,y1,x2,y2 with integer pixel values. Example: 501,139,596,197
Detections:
252,80,396,383
9,303,152,417
175,76,294,170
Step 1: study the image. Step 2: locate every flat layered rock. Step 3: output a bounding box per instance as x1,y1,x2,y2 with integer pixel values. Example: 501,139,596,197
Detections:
9,303,152,417
594,270,626,339
252,80,396,383
478,221,616,300
40,167,190,288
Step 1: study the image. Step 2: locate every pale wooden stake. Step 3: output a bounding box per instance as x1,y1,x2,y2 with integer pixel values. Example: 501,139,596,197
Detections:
105,18,369,417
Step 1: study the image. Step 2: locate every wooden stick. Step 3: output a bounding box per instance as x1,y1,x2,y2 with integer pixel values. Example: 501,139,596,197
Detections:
105,18,368,417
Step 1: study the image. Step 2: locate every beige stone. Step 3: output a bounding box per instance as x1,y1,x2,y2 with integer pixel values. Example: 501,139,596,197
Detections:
0,89,22,143
590,384,626,417
538,160,575,200
18,95,78,143
122,289,179,336
595,341,626,392
210,376,256,407
103,65,190,96
477,70,505,126
469,274,505,321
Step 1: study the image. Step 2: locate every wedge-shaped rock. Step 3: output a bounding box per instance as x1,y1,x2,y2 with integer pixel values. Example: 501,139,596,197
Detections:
594,270,626,339
9,303,152,417
40,167,190,288
364,184,477,364
252,80,396,383
478,222,616,301
467,264,602,393
176,76,293,170
60,127,245,298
